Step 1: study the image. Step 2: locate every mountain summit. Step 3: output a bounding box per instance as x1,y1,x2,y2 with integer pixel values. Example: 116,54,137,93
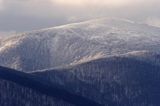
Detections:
0,18,160,71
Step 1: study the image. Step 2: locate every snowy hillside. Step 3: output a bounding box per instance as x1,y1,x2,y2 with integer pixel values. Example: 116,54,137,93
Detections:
1,17,160,106
1,18,160,71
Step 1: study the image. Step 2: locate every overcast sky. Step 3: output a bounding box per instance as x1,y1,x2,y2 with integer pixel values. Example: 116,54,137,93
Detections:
0,0,160,34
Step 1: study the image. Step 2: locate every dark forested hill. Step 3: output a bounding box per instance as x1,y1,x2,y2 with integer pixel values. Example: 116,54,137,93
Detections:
0,67,102,106
34,56,160,106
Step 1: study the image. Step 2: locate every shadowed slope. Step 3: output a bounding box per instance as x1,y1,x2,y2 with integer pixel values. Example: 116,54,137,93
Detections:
34,56,160,106
0,67,103,106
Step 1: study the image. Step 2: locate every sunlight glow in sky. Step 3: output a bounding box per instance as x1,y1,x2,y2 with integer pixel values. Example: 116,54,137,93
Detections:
0,0,3,10
52,0,134,7
0,0,160,32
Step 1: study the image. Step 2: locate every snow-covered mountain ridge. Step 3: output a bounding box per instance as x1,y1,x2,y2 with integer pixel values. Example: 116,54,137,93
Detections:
1,17,160,71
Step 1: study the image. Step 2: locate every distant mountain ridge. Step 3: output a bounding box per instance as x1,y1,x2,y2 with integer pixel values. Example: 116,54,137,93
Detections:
1,18,160,71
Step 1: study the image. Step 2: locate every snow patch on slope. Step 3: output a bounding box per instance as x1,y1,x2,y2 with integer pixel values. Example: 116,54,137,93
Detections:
71,52,106,65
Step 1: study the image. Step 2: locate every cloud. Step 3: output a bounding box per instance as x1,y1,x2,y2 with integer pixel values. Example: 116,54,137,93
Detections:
51,0,144,7
0,31,16,39
0,0,160,32
0,0,4,10
145,17,160,27
67,16,80,22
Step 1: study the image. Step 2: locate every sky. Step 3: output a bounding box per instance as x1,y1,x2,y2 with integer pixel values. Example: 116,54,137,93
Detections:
0,0,160,34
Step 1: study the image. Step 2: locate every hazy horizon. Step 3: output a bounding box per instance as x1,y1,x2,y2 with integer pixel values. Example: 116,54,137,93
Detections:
0,0,160,34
